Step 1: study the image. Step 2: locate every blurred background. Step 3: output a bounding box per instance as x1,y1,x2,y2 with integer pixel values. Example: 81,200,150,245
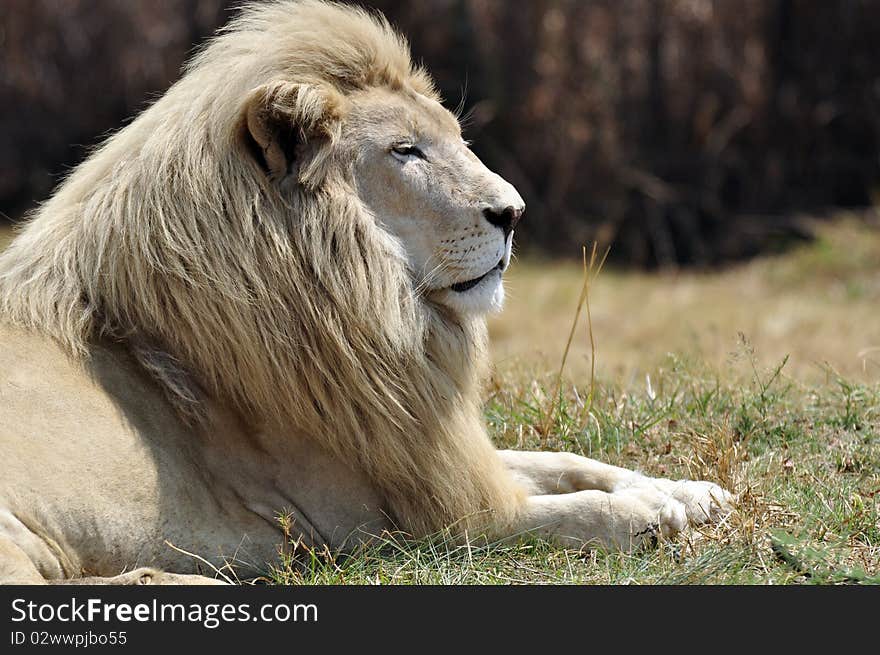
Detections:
2,0,879,380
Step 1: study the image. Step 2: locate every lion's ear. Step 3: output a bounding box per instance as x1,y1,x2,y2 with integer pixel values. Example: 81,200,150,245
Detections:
242,81,345,183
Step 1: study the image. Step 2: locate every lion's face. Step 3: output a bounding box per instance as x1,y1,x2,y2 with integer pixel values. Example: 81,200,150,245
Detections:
347,88,524,315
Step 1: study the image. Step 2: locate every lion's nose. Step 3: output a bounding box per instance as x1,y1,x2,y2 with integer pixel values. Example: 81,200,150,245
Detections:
483,204,524,237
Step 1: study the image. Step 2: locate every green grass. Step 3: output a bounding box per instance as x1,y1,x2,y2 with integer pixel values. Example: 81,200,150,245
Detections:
263,338,878,585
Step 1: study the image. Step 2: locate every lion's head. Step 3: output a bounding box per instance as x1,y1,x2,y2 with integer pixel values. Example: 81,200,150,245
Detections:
345,87,524,314
239,34,524,316
0,0,525,534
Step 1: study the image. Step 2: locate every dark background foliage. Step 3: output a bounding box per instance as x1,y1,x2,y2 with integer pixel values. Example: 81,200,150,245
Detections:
2,0,878,266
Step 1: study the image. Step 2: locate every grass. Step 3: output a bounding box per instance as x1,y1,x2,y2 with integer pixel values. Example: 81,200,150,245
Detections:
268,345,878,585
490,214,880,384
1,215,878,584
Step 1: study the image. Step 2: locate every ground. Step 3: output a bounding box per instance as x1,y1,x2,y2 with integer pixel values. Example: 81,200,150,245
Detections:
1,215,878,584
491,216,880,384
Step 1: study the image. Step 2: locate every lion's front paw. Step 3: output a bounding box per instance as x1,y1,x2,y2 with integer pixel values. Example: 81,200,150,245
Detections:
636,477,734,525
609,486,688,549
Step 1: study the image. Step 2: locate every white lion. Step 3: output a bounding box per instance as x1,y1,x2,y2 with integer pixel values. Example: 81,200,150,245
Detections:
0,0,731,584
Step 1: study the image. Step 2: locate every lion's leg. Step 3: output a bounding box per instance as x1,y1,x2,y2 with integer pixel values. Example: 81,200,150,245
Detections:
498,450,637,494
498,450,733,525
55,568,230,585
0,536,47,584
500,487,689,552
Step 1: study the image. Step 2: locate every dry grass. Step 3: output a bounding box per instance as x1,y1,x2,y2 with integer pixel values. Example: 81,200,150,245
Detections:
490,214,880,384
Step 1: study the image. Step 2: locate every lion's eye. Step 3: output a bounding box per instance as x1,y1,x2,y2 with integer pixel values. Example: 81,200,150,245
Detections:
391,144,426,160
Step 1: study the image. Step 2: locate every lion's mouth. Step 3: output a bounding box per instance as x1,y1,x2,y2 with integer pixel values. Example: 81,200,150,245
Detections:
450,257,504,293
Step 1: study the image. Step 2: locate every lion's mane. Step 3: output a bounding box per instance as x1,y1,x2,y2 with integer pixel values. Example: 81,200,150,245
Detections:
0,0,522,536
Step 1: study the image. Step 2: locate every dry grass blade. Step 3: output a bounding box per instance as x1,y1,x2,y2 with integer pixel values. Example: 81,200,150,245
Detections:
540,243,609,445
162,540,238,584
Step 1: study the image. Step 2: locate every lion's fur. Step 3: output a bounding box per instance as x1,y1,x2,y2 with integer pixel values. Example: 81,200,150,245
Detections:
0,0,523,537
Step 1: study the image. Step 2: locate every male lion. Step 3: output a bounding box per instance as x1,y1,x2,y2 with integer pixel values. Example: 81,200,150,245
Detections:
0,0,731,585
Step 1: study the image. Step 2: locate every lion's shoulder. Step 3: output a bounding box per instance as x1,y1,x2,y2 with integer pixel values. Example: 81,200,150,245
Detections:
0,325,188,444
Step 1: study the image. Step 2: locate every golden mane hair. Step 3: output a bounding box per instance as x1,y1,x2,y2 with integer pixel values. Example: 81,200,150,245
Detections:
0,0,522,536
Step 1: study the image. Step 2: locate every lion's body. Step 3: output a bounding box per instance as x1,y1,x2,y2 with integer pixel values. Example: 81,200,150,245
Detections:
0,325,391,581
0,1,731,584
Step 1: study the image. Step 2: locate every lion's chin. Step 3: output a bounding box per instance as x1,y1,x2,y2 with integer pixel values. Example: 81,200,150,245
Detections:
435,269,505,316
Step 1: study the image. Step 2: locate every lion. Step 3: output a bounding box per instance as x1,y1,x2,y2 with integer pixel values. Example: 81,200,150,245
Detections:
0,0,731,585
